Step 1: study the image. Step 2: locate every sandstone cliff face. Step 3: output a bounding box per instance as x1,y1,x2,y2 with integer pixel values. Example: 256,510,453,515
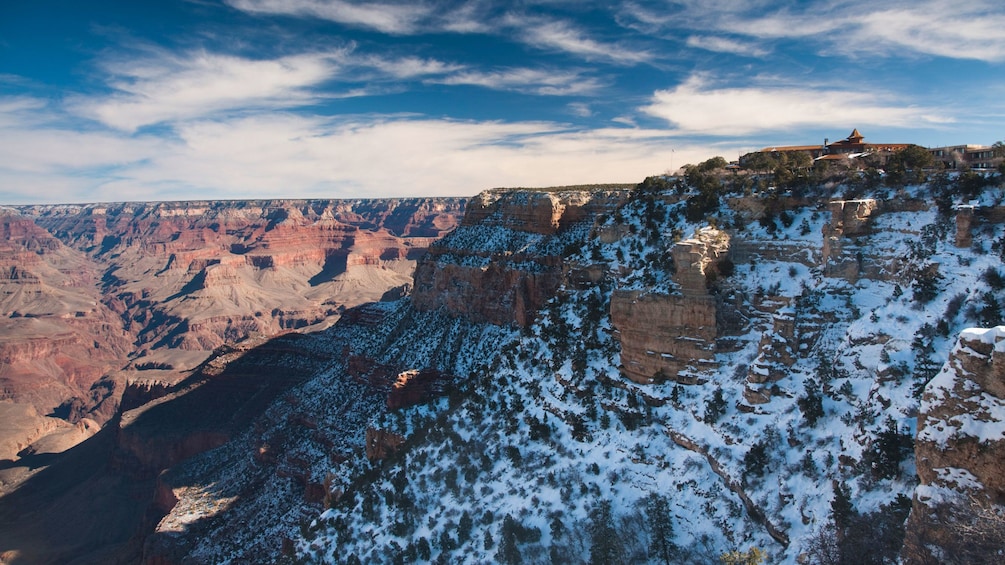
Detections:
610,228,728,384
822,199,877,281
461,189,622,235
412,189,628,326
610,290,717,384
903,326,1005,563
821,198,926,283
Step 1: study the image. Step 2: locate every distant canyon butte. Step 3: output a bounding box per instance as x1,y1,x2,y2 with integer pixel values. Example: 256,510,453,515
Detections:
0,198,465,474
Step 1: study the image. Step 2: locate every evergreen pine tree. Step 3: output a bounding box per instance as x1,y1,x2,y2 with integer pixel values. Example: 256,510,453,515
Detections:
645,493,678,564
588,500,623,565
496,514,521,564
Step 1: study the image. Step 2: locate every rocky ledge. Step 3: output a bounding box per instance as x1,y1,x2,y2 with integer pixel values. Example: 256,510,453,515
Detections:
412,188,629,326
903,326,1005,563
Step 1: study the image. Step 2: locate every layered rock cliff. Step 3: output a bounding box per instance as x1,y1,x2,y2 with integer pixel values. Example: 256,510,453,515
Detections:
23,198,464,355
0,210,132,464
0,198,463,474
611,227,727,384
903,326,1005,563
412,188,628,326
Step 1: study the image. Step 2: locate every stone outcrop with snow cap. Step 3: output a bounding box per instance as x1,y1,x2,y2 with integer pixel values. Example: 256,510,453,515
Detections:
903,326,1005,563
611,228,728,384
412,188,629,326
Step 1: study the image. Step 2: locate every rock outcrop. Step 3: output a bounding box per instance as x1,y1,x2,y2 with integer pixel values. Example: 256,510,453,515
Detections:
461,189,620,235
366,427,406,460
611,228,728,384
822,199,877,281
347,355,452,410
903,326,1005,563
955,204,975,248
413,189,628,326
610,290,717,384
745,296,797,388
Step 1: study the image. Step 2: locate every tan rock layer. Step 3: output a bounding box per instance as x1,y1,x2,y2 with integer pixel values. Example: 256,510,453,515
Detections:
412,253,564,326
610,290,717,384
414,189,628,327
904,328,1005,563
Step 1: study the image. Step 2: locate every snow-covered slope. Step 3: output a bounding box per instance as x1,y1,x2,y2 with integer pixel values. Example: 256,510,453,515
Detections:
152,172,1005,564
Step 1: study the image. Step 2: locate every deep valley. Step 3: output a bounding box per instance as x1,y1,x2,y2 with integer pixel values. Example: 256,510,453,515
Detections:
1,168,1004,564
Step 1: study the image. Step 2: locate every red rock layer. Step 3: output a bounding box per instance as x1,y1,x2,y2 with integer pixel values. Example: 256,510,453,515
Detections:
0,198,464,456
412,189,628,326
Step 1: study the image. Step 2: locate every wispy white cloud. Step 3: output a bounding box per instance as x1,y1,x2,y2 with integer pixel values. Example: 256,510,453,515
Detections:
71,49,349,131
433,67,603,96
642,74,950,135
847,4,1005,62
0,103,711,203
159,115,700,196
0,96,49,127
0,96,175,202
225,0,436,34
0,126,165,175
508,14,653,65
438,1,494,34
686,35,768,58
224,0,500,36
568,102,592,117
226,1,654,65
672,0,1005,63
361,56,463,79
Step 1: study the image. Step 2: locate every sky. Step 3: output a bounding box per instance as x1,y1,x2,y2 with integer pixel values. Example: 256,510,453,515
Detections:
1,0,1003,204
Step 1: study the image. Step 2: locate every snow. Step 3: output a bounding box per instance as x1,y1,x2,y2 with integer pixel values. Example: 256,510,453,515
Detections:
918,325,1005,447
959,326,1005,350
915,467,985,507
198,176,1005,564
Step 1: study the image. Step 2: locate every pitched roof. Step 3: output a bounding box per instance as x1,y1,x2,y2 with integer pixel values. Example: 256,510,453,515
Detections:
756,144,823,152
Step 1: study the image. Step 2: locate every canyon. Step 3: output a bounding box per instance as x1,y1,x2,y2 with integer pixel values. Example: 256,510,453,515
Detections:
1,169,1004,564
0,198,464,484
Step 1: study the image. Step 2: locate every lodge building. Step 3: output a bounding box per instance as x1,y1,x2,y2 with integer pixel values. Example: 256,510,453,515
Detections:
740,129,909,165
741,129,999,169
928,144,998,170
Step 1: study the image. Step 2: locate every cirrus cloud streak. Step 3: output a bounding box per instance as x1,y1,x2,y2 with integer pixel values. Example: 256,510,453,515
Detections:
643,75,951,135
0,103,708,204
70,49,350,132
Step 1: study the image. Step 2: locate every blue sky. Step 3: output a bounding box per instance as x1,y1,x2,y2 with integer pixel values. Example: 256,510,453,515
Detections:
1,0,1003,204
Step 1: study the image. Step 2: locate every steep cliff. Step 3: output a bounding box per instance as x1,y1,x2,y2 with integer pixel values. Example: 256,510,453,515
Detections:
412,188,628,326
611,227,727,384
903,326,1005,563
4,173,1004,565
